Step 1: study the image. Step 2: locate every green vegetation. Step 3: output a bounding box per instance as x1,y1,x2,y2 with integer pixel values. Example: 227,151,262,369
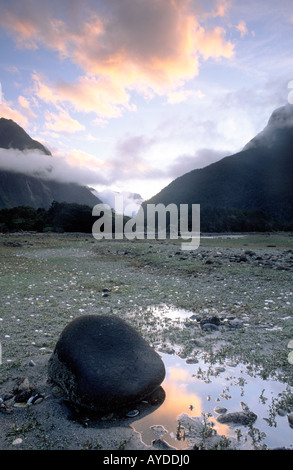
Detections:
0,201,97,233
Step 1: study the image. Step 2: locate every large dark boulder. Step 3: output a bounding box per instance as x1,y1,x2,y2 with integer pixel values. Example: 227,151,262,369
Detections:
48,315,165,414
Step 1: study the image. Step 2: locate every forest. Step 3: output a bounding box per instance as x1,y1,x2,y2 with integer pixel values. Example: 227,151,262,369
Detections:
0,201,292,235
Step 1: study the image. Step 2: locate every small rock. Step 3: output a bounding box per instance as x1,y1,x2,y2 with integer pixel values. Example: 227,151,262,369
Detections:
200,316,221,327
228,319,244,329
12,438,23,446
287,340,293,349
288,413,293,427
126,409,139,418
186,357,199,364
214,406,227,414
217,410,257,425
288,351,293,365
201,323,219,332
152,439,176,450
215,366,226,374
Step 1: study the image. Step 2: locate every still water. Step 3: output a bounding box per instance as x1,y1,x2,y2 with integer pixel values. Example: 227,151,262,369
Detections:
132,325,293,450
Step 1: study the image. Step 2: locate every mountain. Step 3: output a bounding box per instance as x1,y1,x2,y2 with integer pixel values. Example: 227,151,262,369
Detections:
0,118,102,210
91,188,144,216
0,118,51,155
144,104,293,231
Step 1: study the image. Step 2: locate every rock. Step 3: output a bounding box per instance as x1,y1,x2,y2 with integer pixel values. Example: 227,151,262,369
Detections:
13,377,36,403
48,315,166,414
288,351,293,365
288,413,293,427
228,319,244,329
186,357,199,364
12,438,23,446
287,339,293,349
200,316,221,327
152,439,176,450
217,410,257,425
151,425,168,437
200,323,219,332
214,406,227,414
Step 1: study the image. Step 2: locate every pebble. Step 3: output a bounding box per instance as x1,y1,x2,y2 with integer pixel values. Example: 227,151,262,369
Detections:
287,340,293,349
288,413,293,427
201,323,219,331
228,319,244,329
151,425,168,437
288,351,293,365
12,438,23,446
214,406,227,414
215,366,226,374
186,357,199,364
126,409,139,418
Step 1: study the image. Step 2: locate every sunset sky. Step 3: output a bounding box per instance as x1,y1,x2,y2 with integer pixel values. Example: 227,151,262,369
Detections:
0,0,293,200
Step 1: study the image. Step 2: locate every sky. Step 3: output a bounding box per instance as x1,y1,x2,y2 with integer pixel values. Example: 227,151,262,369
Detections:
0,0,293,202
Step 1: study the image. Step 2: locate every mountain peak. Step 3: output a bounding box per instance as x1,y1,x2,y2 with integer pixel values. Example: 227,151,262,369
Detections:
267,103,293,128
0,117,51,155
243,103,293,151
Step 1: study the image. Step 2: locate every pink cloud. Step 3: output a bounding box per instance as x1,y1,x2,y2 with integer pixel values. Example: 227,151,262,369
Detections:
1,0,236,118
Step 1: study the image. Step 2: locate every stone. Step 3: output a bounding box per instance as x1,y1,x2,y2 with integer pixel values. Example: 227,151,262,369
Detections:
216,410,257,425
200,323,219,332
48,314,166,414
214,406,227,414
228,318,244,329
288,413,293,427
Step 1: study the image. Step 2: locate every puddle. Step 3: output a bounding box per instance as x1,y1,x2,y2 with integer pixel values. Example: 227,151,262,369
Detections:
133,351,293,450
150,304,195,321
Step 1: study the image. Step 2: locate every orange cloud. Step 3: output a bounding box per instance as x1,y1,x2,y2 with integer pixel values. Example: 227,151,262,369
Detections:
45,110,85,134
0,96,29,128
195,26,234,60
236,20,248,38
18,96,37,119
1,0,236,119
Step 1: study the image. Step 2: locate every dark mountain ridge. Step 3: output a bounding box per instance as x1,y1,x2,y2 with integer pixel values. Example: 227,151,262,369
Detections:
145,104,293,231
0,118,51,155
0,118,102,210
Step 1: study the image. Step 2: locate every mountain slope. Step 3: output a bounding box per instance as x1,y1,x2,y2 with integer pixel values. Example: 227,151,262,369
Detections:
0,170,101,210
0,118,102,209
0,118,51,155
145,104,293,230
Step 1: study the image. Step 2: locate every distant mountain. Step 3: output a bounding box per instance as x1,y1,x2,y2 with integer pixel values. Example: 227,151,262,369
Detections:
0,118,102,210
92,188,144,216
144,104,293,231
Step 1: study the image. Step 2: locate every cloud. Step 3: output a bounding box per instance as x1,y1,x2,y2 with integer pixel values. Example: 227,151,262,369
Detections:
236,20,248,38
0,96,29,128
165,147,231,178
44,110,85,134
194,26,234,60
0,0,236,119
18,96,37,119
166,88,205,104
0,147,107,185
